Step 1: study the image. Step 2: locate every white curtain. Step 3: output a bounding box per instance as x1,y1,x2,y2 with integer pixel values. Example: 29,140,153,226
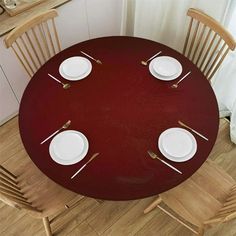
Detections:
122,0,231,51
211,0,236,143
122,0,236,143
231,100,236,143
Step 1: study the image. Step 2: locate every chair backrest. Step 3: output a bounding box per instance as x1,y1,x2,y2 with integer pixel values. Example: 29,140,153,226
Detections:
183,8,235,81
4,9,61,77
0,165,41,213
205,184,236,225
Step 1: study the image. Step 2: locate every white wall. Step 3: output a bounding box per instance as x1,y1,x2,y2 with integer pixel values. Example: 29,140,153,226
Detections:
0,0,123,124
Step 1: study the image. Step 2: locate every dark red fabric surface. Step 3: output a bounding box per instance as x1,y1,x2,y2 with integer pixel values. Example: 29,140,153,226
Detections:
19,36,219,200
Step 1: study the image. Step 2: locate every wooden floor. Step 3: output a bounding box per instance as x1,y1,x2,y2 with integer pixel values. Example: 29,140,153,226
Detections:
0,117,236,236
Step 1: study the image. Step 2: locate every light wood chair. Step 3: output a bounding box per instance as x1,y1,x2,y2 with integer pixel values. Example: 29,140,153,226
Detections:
4,9,61,77
144,160,236,235
0,160,84,236
183,8,235,81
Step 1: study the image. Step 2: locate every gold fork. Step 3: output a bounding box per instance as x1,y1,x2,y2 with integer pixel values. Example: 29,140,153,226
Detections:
147,150,182,174
40,120,71,144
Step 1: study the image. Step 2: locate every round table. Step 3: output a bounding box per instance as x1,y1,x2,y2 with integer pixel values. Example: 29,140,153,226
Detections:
19,36,219,200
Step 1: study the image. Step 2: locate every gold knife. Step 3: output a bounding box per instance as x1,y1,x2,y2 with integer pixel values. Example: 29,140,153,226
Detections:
71,153,99,179
178,121,208,141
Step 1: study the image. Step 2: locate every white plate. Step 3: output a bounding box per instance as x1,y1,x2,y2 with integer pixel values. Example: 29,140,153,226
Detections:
153,56,181,77
158,128,197,162
59,56,92,81
49,130,89,165
149,56,182,81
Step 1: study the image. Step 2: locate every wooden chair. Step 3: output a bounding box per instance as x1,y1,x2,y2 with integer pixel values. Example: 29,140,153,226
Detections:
144,160,236,235
0,160,84,236
183,8,235,81
4,9,61,77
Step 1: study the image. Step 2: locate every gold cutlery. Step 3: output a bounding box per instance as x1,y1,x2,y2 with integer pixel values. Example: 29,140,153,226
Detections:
178,121,208,141
141,51,162,66
171,71,191,88
80,51,102,64
71,153,100,179
48,73,71,89
147,150,182,174
40,120,71,145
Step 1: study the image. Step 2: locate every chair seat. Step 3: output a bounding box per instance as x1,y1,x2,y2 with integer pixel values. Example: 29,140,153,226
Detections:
160,160,235,227
11,155,83,218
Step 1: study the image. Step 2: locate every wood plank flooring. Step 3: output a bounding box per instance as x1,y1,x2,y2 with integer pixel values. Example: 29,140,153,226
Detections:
0,117,236,236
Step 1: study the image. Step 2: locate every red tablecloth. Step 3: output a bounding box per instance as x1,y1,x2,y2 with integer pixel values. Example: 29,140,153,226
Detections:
19,36,219,200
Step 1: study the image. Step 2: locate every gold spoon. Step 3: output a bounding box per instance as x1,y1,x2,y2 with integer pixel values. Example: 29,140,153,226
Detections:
48,73,71,89
40,120,71,144
141,51,162,66
80,51,102,64
171,71,191,89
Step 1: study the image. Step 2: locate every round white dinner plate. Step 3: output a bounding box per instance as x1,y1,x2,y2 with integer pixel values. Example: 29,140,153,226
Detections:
158,128,197,162
49,130,89,165
149,56,182,81
59,56,92,81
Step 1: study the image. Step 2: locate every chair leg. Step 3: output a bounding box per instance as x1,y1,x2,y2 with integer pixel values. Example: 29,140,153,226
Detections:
144,196,162,214
43,217,52,236
198,227,205,236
